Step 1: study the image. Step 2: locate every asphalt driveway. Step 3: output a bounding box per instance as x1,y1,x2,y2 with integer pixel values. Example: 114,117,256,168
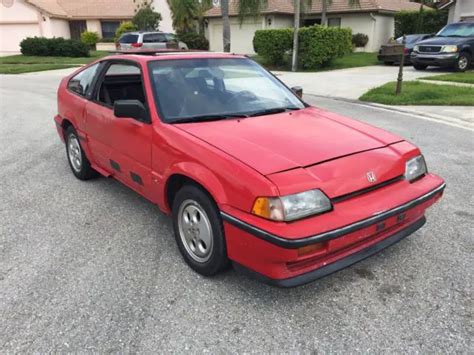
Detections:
0,69,472,352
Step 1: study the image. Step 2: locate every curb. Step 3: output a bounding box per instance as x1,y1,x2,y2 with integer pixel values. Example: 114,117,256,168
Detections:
418,79,474,88
304,93,474,131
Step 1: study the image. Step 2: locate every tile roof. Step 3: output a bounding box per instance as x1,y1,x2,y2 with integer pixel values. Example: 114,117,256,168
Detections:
205,0,427,17
25,0,137,19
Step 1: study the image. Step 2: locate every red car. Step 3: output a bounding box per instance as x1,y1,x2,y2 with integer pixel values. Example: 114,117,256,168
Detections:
54,52,445,287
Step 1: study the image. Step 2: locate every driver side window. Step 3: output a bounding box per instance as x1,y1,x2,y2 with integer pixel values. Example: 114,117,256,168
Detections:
96,62,146,109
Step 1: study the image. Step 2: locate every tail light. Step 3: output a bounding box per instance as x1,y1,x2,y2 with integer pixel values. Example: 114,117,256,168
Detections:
403,47,409,54
132,42,143,48
115,42,120,50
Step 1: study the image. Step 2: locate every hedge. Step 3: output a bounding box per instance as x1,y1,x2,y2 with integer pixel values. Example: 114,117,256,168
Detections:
177,32,209,50
80,31,99,49
298,26,352,69
352,33,369,48
253,28,293,66
395,10,448,38
20,37,90,57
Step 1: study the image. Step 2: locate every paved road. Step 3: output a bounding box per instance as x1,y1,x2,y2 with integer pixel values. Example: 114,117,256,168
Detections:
0,69,472,353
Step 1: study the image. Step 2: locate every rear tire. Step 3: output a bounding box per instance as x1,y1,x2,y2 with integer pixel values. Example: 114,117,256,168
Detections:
383,61,393,66
454,52,470,72
172,185,229,276
65,126,97,180
414,63,428,70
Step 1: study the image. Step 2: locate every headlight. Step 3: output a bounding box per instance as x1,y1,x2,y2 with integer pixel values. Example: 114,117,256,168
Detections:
252,189,332,222
441,45,458,53
413,45,419,52
405,155,427,182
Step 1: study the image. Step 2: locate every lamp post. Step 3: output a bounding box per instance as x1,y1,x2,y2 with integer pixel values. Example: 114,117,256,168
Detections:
395,34,406,95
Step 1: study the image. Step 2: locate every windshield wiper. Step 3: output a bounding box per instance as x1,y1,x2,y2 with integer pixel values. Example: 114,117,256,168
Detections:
247,106,301,117
170,113,248,124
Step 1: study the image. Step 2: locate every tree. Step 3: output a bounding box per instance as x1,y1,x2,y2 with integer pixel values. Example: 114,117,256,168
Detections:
167,0,197,33
222,0,231,52
132,4,162,31
196,0,213,35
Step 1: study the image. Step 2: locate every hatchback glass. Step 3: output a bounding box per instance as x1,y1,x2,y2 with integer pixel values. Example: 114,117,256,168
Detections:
149,58,305,122
120,34,139,43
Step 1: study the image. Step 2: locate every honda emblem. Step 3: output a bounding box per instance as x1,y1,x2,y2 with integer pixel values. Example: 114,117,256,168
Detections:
367,171,377,183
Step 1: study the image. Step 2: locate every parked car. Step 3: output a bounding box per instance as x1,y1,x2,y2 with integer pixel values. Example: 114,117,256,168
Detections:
411,21,474,71
55,52,445,287
116,31,188,52
378,34,433,65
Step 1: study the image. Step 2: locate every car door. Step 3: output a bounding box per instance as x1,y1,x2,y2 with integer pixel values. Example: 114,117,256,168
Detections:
85,60,153,198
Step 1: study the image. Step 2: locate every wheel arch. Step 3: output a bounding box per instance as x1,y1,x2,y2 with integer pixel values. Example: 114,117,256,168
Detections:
163,163,228,213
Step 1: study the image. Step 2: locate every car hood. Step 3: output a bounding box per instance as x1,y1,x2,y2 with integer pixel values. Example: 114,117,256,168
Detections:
417,36,470,46
176,107,403,176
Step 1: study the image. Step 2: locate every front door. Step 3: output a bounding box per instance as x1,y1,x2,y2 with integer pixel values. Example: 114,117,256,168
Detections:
69,21,87,41
85,60,153,198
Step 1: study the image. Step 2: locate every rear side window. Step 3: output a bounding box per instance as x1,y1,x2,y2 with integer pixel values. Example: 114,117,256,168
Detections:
120,34,139,43
143,33,167,43
68,63,100,97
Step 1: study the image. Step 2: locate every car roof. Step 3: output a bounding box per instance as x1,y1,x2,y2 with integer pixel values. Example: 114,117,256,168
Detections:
98,51,247,64
122,31,171,35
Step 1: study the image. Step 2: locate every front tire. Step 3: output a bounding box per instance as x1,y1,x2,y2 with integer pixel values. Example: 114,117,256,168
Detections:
172,185,229,276
65,126,97,180
454,52,470,72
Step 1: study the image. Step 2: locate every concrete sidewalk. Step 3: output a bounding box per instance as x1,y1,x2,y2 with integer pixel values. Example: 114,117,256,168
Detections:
274,65,443,100
275,65,473,129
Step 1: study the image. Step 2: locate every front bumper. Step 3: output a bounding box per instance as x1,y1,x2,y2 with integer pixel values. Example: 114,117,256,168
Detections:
222,176,445,287
411,52,458,67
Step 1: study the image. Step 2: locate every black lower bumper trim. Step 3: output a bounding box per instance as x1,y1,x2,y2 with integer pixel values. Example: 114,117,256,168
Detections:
233,216,426,288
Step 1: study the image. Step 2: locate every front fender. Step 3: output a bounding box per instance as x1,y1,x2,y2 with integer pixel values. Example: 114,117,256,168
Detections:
159,161,229,214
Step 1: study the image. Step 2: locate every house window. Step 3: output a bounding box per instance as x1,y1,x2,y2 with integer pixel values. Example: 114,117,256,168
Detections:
303,19,321,27
328,18,341,27
101,21,120,39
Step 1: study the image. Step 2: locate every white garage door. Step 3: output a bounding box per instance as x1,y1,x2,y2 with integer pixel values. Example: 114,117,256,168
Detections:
0,23,41,55
210,21,261,55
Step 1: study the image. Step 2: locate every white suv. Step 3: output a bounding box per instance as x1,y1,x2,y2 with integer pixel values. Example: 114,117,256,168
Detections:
116,32,188,52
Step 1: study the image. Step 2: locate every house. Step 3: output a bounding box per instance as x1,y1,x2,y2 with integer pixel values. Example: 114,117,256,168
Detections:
0,0,173,56
438,0,474,23
204,0,427,54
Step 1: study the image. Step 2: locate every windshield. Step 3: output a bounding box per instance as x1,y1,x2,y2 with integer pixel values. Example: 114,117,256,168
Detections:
437,23,474,37
396,35,423,44
148,58,305,123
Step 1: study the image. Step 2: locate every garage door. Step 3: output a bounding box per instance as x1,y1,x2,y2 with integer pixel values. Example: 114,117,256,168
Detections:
210,21,261,55
0,23,41,55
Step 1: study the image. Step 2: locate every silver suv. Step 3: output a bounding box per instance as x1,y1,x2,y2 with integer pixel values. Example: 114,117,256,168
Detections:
116,31,188,52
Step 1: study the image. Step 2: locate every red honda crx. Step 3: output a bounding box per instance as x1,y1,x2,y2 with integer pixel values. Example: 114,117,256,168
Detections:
55,52,445,287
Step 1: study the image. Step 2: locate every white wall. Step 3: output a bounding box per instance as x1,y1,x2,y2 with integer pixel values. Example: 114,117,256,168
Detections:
86,20,102,38
151,0,174,32
448,0,474,22
372,14,394,52
338,13,378,52
208,17,263,54
0,0,41,54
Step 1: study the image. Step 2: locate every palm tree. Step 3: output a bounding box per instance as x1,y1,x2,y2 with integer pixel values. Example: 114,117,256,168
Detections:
221,0,231,52
196,0,213,35
167,0,197,33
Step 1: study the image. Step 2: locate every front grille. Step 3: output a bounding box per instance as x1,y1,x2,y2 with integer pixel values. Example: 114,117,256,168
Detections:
332,175,404,203
419,46,442,53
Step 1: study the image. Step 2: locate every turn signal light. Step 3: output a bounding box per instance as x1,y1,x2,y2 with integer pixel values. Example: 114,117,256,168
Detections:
297,242,327,257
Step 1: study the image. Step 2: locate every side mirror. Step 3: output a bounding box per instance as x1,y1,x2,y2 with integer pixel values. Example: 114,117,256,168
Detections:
291,86,303,98
114,100,150,123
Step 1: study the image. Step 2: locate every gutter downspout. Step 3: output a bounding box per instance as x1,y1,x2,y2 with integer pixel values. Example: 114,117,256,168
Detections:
369,12,376,52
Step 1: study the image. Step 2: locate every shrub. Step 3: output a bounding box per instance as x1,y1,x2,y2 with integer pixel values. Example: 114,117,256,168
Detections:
395,9,448,38
177,32,209,50
115,21,138,40
132,5,162,31
298,26,352,69
20,37,89,57
80,31,99,49
253,28,293,66
352,33,369,47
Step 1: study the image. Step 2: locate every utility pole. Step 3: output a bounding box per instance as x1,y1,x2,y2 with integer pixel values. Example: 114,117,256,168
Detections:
292,0,300,72
395,35,406,95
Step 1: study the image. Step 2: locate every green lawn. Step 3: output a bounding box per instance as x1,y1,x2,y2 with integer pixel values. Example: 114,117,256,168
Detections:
253,52,380,72
421,71,474,85
359,81,474,106
0,51,109,74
